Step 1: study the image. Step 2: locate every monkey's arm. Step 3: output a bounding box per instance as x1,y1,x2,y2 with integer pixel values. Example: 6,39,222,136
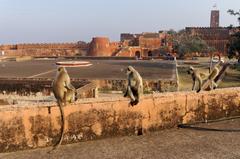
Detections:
192,80,196,91
127,86,136,101
124,78,130,97
128,78,136,101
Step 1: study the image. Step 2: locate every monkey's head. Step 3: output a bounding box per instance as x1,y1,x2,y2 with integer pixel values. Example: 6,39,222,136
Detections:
219,60,224,65
187,66,194,75
126,66,135,75
58,66,66,72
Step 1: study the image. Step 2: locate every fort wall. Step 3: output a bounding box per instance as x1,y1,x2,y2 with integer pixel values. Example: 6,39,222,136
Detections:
0,43,88,57
0,87,239,152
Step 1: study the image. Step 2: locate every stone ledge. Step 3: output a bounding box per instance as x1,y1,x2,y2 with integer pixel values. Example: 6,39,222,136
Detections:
0,87,239,152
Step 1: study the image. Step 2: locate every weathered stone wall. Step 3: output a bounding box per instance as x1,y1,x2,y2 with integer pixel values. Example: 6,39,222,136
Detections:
0,87,239,152
0,78,177,96
0,78,89,96
98,79,178,93
4,49,79,57
76,81,98,98
0,43,81,50
0,43,88,57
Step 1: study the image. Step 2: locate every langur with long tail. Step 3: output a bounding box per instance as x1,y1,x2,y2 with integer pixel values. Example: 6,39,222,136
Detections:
51,67,76,151
124,66,143,106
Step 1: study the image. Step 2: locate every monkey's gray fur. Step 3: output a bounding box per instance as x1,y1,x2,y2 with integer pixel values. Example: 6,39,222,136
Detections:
187,66,207,92
51,66,76,150
206,61,223,90
124,66,143,106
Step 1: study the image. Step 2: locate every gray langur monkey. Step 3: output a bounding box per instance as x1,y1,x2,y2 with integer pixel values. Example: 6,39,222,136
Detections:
206,60,224,90
51,66,76,150
187,66,207,92
124,66,143,106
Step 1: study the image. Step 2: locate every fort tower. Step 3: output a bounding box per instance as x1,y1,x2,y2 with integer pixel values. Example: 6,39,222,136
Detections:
210,10,220,28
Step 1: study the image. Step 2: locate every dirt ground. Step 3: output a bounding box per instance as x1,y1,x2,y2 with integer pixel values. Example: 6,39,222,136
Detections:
0,118,240,159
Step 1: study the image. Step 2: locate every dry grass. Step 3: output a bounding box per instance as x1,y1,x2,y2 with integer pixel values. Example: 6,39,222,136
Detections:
177,63,240,91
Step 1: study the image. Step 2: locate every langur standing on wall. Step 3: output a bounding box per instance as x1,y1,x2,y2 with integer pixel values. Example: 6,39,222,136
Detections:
187,66,207,92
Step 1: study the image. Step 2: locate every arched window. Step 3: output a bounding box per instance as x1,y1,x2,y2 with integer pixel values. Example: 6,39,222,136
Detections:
135,51,141,59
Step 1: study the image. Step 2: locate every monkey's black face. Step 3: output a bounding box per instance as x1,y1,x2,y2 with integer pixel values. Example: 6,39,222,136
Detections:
58,67,63,72
126,68,131,75
187,67,194,75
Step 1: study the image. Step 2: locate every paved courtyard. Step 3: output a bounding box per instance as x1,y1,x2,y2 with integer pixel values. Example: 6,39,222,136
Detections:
0,59,176,80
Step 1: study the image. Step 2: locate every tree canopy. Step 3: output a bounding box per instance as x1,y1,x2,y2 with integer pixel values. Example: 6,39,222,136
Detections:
227,9,240,61
228,9,240,25
172,30,214,58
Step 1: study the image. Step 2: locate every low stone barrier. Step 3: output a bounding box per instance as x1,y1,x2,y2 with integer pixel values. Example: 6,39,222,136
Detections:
0,87,239,152
98,79,178,93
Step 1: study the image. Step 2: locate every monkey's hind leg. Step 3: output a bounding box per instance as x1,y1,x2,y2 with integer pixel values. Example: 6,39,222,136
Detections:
196,78,203,93
211,81,218,90
131,99,139,106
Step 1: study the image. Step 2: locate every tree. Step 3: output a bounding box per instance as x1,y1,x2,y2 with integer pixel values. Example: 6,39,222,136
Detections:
172,30,215,58
228,31,240,62
227,9,240,62
228,9,240,25
167,29,177,35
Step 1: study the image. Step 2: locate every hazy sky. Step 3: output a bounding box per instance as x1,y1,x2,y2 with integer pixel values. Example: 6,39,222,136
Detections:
0,0,239,44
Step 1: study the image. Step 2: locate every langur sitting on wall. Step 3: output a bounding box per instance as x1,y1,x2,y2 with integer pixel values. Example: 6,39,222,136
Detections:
51,66,76,151
124,66,143,106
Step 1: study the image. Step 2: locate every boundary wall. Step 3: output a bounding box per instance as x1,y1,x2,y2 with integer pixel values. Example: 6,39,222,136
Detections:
0,88,239,152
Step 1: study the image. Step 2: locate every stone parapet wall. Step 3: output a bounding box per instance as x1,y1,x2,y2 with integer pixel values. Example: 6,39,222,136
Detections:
0,78,89,96
0,88,239,152
0,43,83,50
0,78,178,96
4,49,79,57
0,42,88,57
98,79,178,93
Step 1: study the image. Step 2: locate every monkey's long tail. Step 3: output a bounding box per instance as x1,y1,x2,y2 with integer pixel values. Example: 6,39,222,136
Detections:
48,103,65,153
178,116,240,132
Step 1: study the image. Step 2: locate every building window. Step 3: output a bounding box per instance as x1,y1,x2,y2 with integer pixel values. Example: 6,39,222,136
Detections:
148,51,152,57
135,51,141,58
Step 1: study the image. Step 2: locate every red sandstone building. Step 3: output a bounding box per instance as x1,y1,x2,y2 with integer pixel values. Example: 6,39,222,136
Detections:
186,10,233,55
87,32,172,58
